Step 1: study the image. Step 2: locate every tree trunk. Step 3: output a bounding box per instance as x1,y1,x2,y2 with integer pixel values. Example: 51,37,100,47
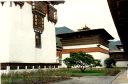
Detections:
79,66,85,72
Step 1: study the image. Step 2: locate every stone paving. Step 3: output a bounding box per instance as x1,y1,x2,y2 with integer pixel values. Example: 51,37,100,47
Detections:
112,70,128,84
51,70,128,84
51,76,115,84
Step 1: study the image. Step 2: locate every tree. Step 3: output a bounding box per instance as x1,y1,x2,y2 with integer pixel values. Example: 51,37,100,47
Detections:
63,52,95,72
93,59,102,67
104,58,116,68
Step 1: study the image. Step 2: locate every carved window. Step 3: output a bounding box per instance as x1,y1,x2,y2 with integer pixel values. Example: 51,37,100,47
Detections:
48,5,57,23
33,13,44,33
32,1,47,48
35,32,41,48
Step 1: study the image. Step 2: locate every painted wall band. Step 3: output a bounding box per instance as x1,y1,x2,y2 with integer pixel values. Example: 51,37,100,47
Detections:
62,47,109,54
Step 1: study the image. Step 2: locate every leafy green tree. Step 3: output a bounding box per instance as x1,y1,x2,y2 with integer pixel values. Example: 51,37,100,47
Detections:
63,57,75,68
93,59,102,67
104,58,116,68
63,52,95,72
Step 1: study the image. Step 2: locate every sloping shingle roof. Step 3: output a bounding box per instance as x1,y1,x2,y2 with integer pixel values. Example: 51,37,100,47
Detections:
55,26,74,34
109,40,122,51
57,29,114,40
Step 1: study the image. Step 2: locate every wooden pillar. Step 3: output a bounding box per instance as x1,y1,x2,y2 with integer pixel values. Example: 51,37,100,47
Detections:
32,66,34,70
17,66,19,70
39,65,41,69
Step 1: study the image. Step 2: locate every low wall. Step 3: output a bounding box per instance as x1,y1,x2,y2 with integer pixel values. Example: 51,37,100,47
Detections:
0,63,60,74
116,61,128,67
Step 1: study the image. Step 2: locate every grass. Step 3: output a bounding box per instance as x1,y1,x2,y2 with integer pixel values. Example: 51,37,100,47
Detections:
59,68,120,76
1,68,120,84
1,69,71,84
62,69,105,76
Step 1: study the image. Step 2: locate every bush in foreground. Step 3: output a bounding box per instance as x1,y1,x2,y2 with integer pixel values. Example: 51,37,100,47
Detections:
104,58,116,68
1,68,120,84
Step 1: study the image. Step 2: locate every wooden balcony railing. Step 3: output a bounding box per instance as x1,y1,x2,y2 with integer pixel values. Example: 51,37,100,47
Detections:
32,1,47,33
48,5,57,24
32,1,47,16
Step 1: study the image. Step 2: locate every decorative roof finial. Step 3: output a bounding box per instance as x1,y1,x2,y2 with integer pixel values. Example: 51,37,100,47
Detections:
78,24,90,31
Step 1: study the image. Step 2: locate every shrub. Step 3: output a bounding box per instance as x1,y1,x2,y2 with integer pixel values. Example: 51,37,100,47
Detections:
63,52,95,72
104,58,116,68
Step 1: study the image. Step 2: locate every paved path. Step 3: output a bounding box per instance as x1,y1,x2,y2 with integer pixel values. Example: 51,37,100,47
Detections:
51,70,128,84
51,76,114,84
112,70,128,84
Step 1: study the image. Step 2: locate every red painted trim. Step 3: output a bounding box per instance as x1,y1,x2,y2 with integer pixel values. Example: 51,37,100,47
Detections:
62,47,109,54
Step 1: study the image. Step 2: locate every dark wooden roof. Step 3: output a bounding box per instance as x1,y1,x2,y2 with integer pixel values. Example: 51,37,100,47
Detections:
48,1,65,5
56,37,62,48
107,0,128,54
55,26,74,34
57,29,114,40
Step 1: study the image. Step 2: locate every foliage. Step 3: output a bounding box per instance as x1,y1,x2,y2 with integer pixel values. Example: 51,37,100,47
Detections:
105,68,120,76
63,52,95,72
104,58,116,68
63,57,75,68
1,69,70,84
93,59,102,67
1,68,120,84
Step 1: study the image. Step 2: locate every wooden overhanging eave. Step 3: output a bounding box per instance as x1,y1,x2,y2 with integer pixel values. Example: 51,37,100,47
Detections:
57,29,114,40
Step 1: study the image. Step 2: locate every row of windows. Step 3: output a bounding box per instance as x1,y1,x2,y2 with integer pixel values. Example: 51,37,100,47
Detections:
32,2,45,48
33,14,44,33
33,14,44,48
35,32,41,48
32,1,57,48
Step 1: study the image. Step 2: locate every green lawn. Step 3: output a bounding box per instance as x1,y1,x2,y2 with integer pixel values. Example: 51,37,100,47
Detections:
60,69,112,76
69,71,105,76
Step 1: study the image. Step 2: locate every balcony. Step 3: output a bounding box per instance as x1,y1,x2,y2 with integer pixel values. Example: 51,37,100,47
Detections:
48,5,57,24
32,1,47,16
33,13,44,33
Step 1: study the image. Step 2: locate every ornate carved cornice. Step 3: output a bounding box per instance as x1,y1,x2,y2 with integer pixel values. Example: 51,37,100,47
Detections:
1,1,4,6
32,1,47,17
14,1,24,8
0,1,24,8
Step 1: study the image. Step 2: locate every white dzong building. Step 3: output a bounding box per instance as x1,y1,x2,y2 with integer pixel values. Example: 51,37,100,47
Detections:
57,27,114,67
0,1,63,72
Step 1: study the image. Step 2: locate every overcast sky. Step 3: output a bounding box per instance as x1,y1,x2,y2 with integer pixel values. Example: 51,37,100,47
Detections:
55,0,120,40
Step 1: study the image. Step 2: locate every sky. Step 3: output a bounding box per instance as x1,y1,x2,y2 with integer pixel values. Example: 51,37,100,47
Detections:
55,0,120,40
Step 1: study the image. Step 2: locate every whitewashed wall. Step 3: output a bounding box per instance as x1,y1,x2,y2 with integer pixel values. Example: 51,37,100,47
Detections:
61,54,70,67
0,2,56,63
61,44,109,67
88,52,109,66
0,2,13,63
116,61,128,67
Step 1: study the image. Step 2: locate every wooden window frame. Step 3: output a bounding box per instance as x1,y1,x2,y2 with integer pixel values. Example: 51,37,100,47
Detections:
35,32,41,48
33,13,44,33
